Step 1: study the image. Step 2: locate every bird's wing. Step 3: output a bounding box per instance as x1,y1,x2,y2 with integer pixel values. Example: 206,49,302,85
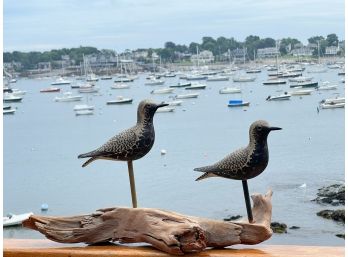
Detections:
217,147,248,170
80,127,138,159
194,147,248,173
210,147,249,178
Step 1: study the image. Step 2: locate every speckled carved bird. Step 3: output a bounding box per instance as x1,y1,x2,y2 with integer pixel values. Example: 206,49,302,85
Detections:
78,99,168,208
194,120,281,222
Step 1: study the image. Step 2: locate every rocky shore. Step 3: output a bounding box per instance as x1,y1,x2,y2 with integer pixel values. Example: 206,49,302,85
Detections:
313,184,345,239
312,184,345,206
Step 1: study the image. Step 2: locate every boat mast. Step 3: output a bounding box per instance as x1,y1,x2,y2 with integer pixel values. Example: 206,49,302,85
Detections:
243,47,246,65
228,49,232,68
196,45,199,68
83,54,87,80
317,41,320,64
276,41,279,76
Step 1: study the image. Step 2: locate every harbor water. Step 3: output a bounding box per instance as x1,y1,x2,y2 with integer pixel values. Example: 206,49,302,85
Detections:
3,67,344,246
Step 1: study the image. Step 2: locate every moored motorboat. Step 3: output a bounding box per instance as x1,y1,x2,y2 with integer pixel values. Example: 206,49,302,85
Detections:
266,93,291,101
55,92,83,102
11,89,26,96
165,100,183,106
227,99,250,107
169,82,191,88
100,75,113,80
175,93,199,99
3,87,13,93
3,93,23,103
207,75,229,81
145,78,165,86
290,89,313,96
321,97,345,105
262,79,286,85
73,104,94,111
277,72,302,78
78,85,100,93
317,85,338,91
151,88,175,94
114,77,134,83
288,76,313,82
40,87,60,93
338,70,345,76
51,77,71,85
156,106,175,113
3,212,33,227
232,76,256,82
185,83,206,90
219,87,241,94
3,109,16,115
111,83,130,89
86,74,99,82
290,81,318,88
75,110,94,115
185,74,207,81
316,81,338,91
107,96,133,105
320,102,345,109
246,68,261,73
163,73,176,77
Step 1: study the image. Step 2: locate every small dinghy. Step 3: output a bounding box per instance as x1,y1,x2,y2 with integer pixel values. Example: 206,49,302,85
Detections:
228,100,250,107
107,96,133,105
3,212,33,227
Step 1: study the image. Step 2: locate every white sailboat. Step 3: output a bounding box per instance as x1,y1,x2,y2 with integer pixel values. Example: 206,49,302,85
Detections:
83,54,99,82
308,42,327,73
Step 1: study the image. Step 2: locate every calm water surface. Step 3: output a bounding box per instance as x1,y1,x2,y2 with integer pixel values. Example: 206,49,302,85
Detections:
4,67,345,246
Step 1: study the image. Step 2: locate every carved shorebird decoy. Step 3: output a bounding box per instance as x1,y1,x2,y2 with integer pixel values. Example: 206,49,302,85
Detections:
194,120,281,223
78,99,168,208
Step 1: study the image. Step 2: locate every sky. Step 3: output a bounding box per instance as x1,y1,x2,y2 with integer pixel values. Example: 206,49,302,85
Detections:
3,0,345,52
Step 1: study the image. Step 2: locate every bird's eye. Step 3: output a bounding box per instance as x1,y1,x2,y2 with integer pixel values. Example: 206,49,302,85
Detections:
257,126,262,131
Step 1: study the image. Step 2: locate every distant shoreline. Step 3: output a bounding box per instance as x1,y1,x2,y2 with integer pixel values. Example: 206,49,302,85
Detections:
10,56,345,78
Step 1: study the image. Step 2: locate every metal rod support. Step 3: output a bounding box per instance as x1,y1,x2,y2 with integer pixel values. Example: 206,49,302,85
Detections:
127,161,138,208
242,180,253,223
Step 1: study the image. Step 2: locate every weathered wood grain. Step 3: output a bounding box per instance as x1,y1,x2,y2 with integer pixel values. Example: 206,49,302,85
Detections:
23,190,273,255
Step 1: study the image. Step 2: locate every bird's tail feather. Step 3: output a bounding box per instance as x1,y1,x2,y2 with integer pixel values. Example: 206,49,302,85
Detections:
195,172,214,181
194,165,214,173
78,151,95,159
81,157,96,167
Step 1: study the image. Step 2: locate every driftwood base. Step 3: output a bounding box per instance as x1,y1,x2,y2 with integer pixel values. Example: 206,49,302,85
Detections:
23,190,273,255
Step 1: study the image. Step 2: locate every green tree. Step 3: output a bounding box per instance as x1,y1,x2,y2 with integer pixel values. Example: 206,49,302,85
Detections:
201,36,217,54
216,36,231,55
244,35,260,60
158,48,172,62
164,41,176,49
189,42,200,54
279,37,301,55
326,33,338,46
308,36,324,44
174,44,188,53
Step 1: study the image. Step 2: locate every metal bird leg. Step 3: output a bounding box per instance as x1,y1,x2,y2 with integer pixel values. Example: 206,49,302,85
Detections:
242,180,253,223
127,161,137,208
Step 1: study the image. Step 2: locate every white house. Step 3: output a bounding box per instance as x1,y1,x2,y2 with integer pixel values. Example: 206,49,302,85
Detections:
291,47,313,56
257,47,279,58
190,50,214,64
325,46,340,55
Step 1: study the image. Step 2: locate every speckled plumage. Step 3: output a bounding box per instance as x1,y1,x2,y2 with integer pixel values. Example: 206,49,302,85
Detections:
78,99,167,167
195,120,281,181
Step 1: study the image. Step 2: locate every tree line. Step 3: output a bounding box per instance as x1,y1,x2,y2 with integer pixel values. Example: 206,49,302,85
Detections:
3,33,343,71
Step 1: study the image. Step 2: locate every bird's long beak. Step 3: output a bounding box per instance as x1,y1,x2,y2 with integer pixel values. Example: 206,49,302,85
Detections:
156,103,169,108
269,126,282,131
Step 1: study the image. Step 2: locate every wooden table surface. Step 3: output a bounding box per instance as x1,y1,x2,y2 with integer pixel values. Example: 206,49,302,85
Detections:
4,239,344,257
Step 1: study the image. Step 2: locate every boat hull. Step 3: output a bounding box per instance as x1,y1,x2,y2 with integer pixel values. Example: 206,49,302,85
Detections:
107,99,133,105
